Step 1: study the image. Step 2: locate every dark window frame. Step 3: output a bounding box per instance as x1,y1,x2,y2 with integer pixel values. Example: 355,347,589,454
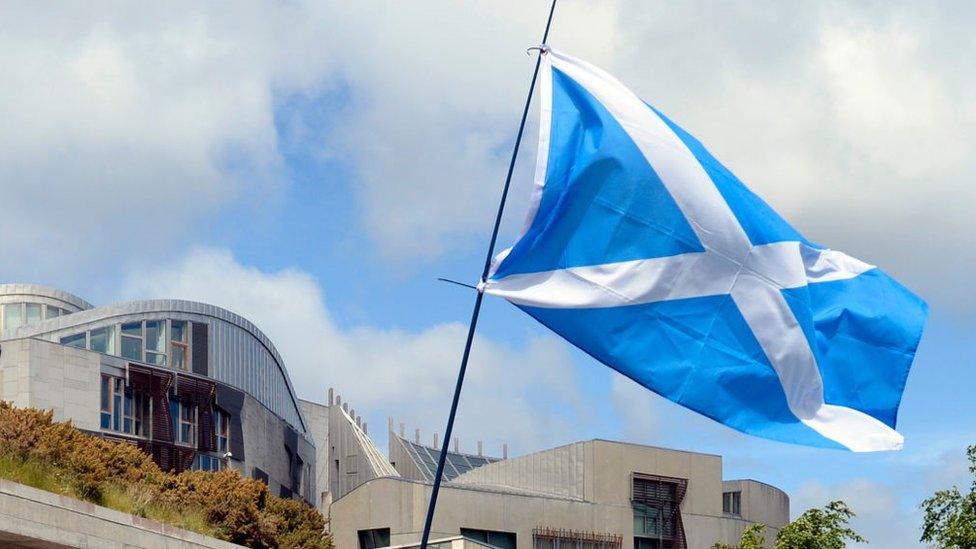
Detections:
357,527,391,549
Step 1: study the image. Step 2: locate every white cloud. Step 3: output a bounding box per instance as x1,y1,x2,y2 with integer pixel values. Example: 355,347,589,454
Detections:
2,1,972,309
309,0,623,260
117,246,590,454
0,1,337,281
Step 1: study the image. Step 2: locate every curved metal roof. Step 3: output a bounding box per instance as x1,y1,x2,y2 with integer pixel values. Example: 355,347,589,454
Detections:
0,289,307,433
0,283,94,311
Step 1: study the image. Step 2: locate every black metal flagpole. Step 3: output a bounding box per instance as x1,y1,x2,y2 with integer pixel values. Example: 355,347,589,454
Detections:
419,1,557,547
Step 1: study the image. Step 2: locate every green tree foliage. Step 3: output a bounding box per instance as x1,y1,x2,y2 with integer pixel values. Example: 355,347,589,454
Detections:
713,523,767,549
920,445,976,548
714,501,865,549
775,501,866,549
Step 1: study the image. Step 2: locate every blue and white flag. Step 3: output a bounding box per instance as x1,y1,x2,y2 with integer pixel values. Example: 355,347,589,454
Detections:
484,49,927,451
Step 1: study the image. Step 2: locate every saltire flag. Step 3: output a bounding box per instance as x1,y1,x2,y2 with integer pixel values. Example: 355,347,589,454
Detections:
484,49,927,451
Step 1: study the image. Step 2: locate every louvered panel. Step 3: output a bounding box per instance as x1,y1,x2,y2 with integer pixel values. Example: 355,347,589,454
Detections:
633,473,688,549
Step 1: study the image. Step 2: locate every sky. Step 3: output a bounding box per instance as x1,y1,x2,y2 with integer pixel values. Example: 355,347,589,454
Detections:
1,1,974,546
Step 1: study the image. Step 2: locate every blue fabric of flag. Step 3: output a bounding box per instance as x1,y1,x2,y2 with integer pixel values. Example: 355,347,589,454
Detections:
486,50,928,451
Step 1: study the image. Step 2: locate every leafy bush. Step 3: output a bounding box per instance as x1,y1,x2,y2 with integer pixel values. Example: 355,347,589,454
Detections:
0,401,330,548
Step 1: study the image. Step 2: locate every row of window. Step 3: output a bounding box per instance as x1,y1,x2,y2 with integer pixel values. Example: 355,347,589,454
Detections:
99,374,228,453
2,302,70,330
63,319,192,371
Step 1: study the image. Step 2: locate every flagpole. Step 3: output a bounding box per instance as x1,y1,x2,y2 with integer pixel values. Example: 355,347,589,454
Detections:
419,1,557,547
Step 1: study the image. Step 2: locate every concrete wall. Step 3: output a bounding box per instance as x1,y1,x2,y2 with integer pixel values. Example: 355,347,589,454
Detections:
0,338,100,431
331,475,773,549
452,442,586,499
587,440,723,514
0,478,243,548
319,393,399,505
721,479,790,544
240,394,315,501
330,440,789,549
300,397,332,512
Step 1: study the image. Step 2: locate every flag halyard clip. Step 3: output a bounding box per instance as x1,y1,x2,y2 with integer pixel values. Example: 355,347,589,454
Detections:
526,44,550,56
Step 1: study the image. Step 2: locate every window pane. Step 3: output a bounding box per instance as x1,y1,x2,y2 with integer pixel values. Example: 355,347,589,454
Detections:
145,320,165,351
61,333,86,349
25,303,42,325
121,336,142,361
101,413,111,429
90,326,116,354
45,306,62,319
113,395,121,431
121,322,142,337
171,320,187,343
4,304,23,329
172,344,186,370
101,376,110,411
146,351,166,366
169,398,179,438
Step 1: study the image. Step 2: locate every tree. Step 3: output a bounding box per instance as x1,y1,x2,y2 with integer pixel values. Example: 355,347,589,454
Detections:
775,500,865,549
713,523,767,549
920,445,976,548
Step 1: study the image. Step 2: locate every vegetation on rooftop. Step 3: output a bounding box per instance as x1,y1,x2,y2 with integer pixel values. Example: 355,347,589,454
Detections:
0,401,331,548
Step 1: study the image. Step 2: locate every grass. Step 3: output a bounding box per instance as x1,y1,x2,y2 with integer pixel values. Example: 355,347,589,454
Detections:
0,452,74,495
0,452,217,538
101,482,218,537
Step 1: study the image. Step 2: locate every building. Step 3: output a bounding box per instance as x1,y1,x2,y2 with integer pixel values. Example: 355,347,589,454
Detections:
301,391,790,549
0,282,790,548
0,283,315,503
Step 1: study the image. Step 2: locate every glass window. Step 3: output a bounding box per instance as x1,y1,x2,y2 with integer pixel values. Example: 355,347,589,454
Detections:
215,408,230,454
170,397,180,438
145,320,165,352
123,392,133,433
723,491,741,515
358,528,391,549
192,454,224,472
3,303,23,330
100,375,149,437
633,502,662,537
146,351,167,366
172,400,197,446
90,326,116,355
171,320,187,343
112,378,123,431
25,303,42,325
100,376,111,429
460,528,516,549
121,322,142,361
171,320,189,371
45,306,62,320
61,333,86,349
134,392,150,437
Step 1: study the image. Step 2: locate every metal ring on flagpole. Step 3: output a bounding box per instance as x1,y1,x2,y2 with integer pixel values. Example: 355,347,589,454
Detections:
526,44,550,56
